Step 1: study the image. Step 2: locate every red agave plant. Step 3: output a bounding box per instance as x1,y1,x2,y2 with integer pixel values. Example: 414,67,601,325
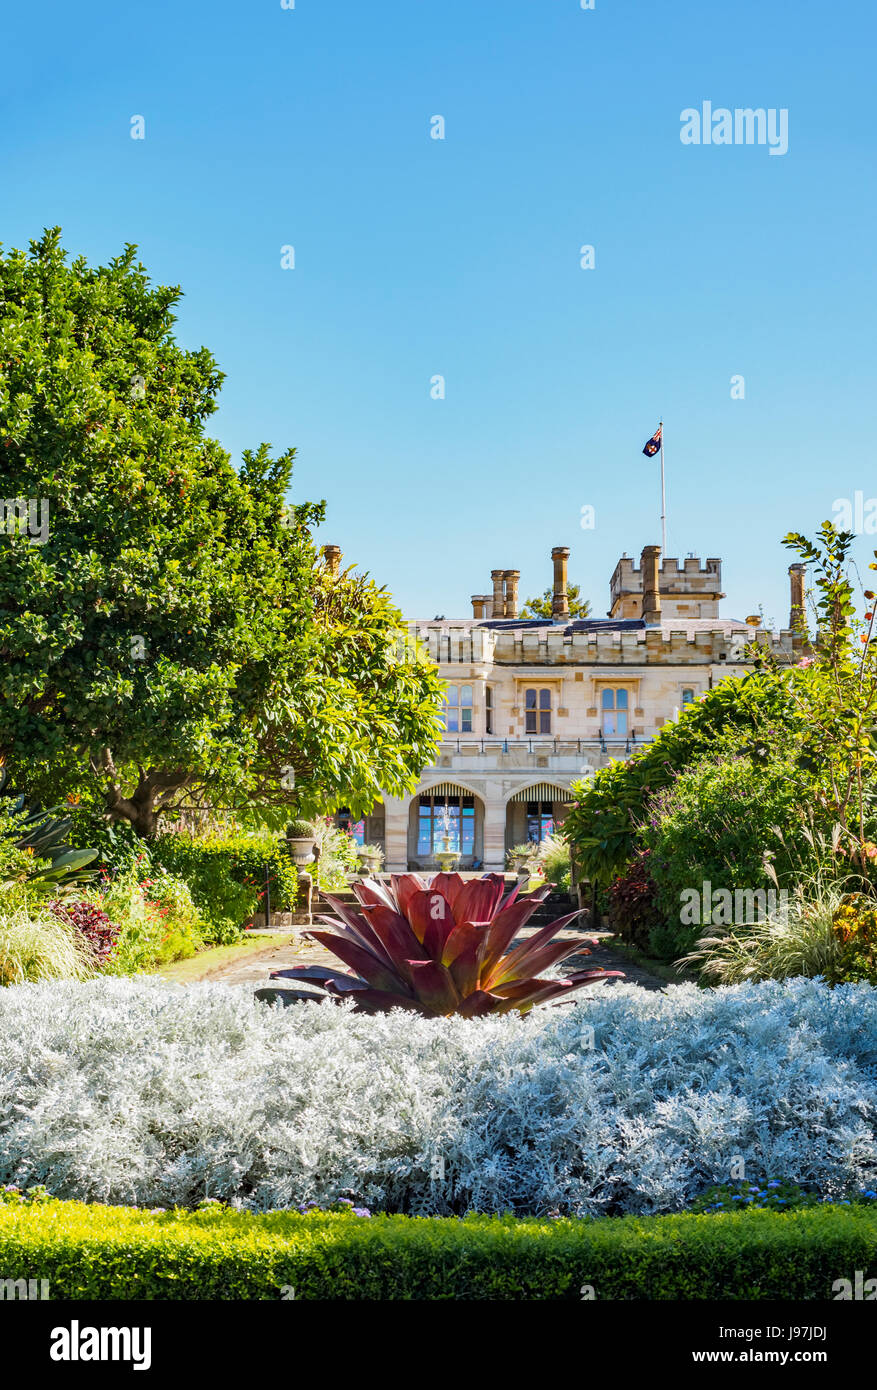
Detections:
265,872,622,1017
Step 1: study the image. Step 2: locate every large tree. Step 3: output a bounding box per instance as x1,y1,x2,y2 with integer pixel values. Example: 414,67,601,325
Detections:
0,230,444,835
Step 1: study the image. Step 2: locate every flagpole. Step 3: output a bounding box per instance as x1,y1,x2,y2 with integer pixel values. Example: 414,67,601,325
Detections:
659,420,667,555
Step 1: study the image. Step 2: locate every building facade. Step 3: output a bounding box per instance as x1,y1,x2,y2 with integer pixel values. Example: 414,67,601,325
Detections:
334,544,805,873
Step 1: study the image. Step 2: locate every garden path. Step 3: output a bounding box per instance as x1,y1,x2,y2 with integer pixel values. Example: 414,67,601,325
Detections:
191,929,666,993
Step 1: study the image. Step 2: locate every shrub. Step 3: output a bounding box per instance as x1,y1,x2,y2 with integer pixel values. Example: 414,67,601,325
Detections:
833,892,877,984
1,975,876,1215
0,769,98,892
357,842,385,869
95,868,204,973
680,879,856,985
638,755,810,961
49,901,120,967
0,841,43,915
150,833,298,942
286,819,315,839
307,819,360,891
606,849,662,949
67,811,153,877
1,1197,876,1300
539,834,571,893
0,908,94,985
562,667,814,886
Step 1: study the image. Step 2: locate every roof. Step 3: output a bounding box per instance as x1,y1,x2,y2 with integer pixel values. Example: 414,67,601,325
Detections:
410,616,753,636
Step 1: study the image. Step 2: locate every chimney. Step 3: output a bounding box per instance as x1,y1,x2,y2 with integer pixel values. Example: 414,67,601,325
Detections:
322,544,341,577
640,544,662,626
491,569,506,618
551,547,570,618
503,570,520,618
471,594,490,619
788,563,805,631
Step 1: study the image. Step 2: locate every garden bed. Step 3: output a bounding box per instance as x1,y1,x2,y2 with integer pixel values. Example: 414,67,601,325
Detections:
1,975,875,1217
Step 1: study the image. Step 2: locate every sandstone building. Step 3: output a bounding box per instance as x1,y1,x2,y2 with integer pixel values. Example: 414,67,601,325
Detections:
331,544,805,873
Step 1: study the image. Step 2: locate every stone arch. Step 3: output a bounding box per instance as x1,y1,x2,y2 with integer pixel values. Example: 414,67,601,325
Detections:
503,780,576,854
407,780,486,871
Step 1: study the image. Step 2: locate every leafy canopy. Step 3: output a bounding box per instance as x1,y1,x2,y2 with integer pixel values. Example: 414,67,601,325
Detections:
0,230,444,833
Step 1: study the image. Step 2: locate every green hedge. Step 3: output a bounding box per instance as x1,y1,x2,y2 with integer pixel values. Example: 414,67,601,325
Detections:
149,835,298,943
1,1200,876,1300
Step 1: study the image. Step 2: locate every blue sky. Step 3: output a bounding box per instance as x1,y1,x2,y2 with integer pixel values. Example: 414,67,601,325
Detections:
2,0,874,626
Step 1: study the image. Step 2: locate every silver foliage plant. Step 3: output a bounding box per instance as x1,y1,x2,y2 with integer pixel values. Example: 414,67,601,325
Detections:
0,976,875,1217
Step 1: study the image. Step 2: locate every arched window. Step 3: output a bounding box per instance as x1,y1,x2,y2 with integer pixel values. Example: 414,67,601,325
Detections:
525,687,551,734
601,687,628,737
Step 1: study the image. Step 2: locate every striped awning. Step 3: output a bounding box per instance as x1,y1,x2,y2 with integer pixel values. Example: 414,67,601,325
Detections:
508,783,575,803
419,782,477,799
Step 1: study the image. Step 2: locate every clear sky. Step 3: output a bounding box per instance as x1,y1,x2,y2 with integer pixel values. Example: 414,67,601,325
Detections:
2,0,874,627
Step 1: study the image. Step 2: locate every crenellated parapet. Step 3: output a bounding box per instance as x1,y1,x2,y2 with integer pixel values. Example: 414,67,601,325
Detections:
609,552,725,620
408,621,803,668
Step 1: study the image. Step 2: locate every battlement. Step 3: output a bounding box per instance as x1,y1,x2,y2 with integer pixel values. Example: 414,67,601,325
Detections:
609,552,725,620
409,621,802,668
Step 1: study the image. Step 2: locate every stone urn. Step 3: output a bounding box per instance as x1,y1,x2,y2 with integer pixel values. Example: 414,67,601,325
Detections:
285,832,316,867
357,847,382,875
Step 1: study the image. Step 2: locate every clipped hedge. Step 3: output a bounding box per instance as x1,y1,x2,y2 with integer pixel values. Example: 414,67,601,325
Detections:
149,834,298,942
1,1200,876,1300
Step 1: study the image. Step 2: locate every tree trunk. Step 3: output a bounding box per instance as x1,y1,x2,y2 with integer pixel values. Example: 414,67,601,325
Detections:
589,881,601,932
98,752,190,839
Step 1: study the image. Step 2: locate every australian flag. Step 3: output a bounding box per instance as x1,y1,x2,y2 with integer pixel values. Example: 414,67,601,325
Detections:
642,424,662,458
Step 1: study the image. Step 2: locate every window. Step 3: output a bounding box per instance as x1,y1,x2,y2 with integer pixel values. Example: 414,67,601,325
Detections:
526,800,554,843
335,807,365,845
601,687,628,737
525,687,551,734
485,685,493,735
417,794,476,856
443,684,472,733
681,688,695,707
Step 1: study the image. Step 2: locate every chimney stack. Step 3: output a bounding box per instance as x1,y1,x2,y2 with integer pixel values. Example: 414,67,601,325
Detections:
640,544,662,626
490,569,506,619
322,544,342,577
551,547,570,618
503,570,520,618
788,563,805,631
471,594,491,619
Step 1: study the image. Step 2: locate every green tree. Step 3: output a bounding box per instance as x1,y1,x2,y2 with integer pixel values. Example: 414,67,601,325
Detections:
520,584,591,619
777,522,877,873
562,666,811,886
0,230,444,835
563,521,877,888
